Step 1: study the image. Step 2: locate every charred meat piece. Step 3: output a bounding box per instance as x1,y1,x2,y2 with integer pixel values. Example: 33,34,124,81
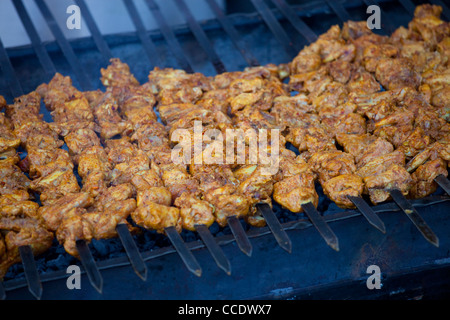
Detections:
322,174,364,209
336,133,394,168
363,164,413,204
308,150,356,185
132,186,181,233
273,172,318,213
174,192,215,231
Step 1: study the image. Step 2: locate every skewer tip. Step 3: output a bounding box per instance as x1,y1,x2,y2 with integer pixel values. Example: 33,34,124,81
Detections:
256,203,293,254
347,196,386,234
195,224,232,276
430,237,440,248
76,240,103,294
116,223,148,282
193,268,202,277
279,239,292,254
227,216,253,257
165,226,203,278
389,189,440,248
284,242,292,254
136,268,148,282
328,239,340,252
19,245,43,300
93,282,103,294
302,202,340,252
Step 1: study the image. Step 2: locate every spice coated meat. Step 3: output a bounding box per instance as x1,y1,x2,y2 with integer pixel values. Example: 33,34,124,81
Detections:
0,4,449,278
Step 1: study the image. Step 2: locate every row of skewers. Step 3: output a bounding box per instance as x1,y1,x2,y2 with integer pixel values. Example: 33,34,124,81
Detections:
0,3,449,299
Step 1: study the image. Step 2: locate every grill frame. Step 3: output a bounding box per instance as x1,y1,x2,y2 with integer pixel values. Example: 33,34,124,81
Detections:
1,0,450,299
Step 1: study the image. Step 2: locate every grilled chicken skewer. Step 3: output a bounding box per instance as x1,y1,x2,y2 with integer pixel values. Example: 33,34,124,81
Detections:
69,89,147,282
34,75,138,291
347,138,445,242
100,60,211,276
36,74,170,287
281,6,449,245
151,65,295,254
147,67,253,256
270,148,340,250
0,156,53,299
271,61,386,238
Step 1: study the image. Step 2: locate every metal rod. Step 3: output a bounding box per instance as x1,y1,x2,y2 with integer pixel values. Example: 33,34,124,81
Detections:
398,0,416,16
324,0,351,22
34,0,93,91
270,0,318,43
0,38,23,98
122,0,160,69
165,226,202,277
389,189,439,247
18,245,42,300
116,223,148,281
227,215,253,257
76,239,103,293
249,0,299,58
174,0,227,74
195,224,231,275
348,196,386,234
0,281,5,300
435,175,450,196
12,0,56,78
256,203,292,253
205,0,260,67
301,202,339,252
74,0,113,63
144,0,194,73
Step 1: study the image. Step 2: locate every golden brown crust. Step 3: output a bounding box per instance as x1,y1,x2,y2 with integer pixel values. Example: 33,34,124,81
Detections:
1,4,449,277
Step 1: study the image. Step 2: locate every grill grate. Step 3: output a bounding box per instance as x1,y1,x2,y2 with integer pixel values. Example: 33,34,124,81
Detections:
1,0,450,299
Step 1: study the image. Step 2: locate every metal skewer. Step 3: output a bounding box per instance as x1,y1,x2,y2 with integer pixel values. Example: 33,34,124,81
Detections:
227,215,253,257
0,280,5,300
116,223,148,281
256,203,292,253
348,196,386,234
174,0,226,74
76,239,103,293
195,224,231,275
389,189,439,247
18,245,42,300
165,226,202,277
301,202,339,252
434,175,450,196
271,0,318,43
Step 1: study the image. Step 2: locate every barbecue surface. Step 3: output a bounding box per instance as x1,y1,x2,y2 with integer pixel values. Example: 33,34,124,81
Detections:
1,0,450,300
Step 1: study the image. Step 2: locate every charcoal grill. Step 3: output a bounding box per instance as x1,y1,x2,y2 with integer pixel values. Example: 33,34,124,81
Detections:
1,0,450,300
